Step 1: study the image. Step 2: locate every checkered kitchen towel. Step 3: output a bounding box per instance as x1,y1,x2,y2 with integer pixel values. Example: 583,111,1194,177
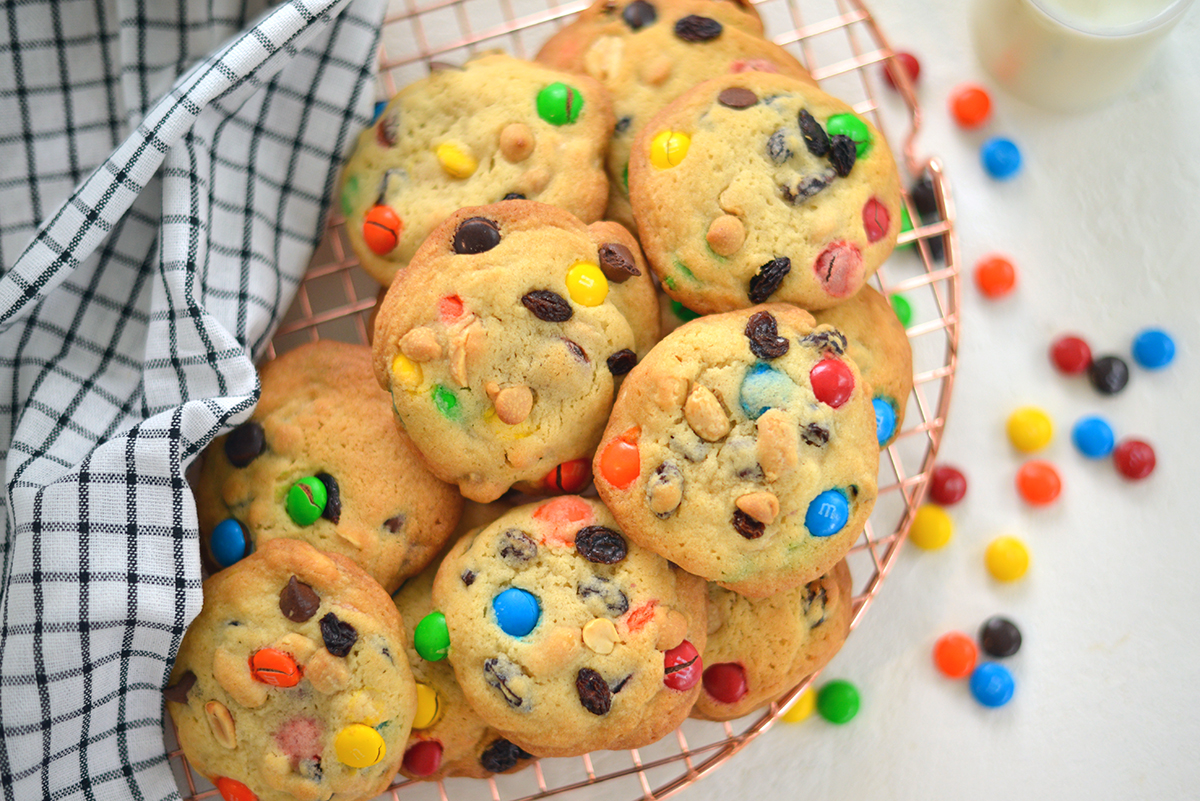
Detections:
0,1,384,797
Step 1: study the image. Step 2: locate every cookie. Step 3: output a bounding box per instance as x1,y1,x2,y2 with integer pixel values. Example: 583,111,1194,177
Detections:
537,0,814,229
425,496,707,757
193,341,463,593
371,201,659,503
341,52,614,286
165,539,417,801
593,303,879,598
811,285,913,448
692,560,852,721
628,71,903,313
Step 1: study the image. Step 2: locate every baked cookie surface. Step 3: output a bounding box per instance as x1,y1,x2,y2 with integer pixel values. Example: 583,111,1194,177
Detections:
593,304,879,597
165,539,417,801
340,52,613,285
628,72,902,313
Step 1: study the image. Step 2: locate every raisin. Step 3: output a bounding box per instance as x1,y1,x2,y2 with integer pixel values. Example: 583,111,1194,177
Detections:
732,509,765,539
384,514,405,533
162,671,196,703
316,473,340,524
497,529,538,565
748,257,791,303
479,738,531,773
767,129,792,164
484,657,528,709
578,576,629,616
801,423,830,447
800,329,848,355
615,116,633,134
607,349,637,375
802,581,829,626
780,169,835,205
674,14,722,41
828,134,857,177
563,338,589,363
744,311,789,360
224,421,265,467
797,109,830,156
522,290,572,322
597,242,640,283
502,192,526,200
461,570,476,586
576,668,613,715
575,526,628,564
278,576,320,622
319,613,357,657
622,0,656,30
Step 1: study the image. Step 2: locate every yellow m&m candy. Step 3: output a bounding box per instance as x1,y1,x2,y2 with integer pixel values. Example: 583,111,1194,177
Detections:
909,503,953,550
650,130,690,169
985,535,1029,582
566,262,608,306
335,723,386,768
391,354,423,389
781,687,816,723
1007,406,1052,452
437,143,477,179
412,683,442,730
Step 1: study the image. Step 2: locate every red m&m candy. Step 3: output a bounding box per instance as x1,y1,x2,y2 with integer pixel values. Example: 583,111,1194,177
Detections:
402,740,444,777
1113,439,1155,480
882,52,921,90
929,465,967,506
664,640,702,691
703,663,749,704
1050,335,1092,374
810,358,854,408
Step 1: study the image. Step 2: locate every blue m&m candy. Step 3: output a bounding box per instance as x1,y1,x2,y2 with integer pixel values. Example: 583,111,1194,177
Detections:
739,362,795,420
1132,328,1175,370
873,397,897,446
372,100,388,121
211,518,249,567
969,662,1015,707
1071,416,1115,459
805,490,850,538
981,137,1021,180
493,588,540,637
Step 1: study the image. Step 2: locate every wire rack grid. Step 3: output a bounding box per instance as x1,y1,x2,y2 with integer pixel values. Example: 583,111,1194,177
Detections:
168,0,960,798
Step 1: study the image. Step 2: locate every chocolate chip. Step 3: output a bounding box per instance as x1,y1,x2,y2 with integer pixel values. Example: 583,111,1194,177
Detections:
800,328,848,355
162,671,195,703
801,423,830,448
828,134,857,177
622,0,656,29
279,576,320,622
732,509,765,539
615,116,632,134
479,738,531,773
224,421,265,467
452,217,501,254
576,668,612,715
577,576,629,616
748,257,791,303
522,290,572,322
780,169,835,205
563,338,590,363
597,242,640,283
319,612,358,657
797,109,830,156
384,514,405,533
461,570,476,586
498,529,538,566
674,14,722,41
767,130,792,164
606,349,637,375
744,311,789,360
575,526,628,564
502,192,526,200
484,656,528,709
718,87,758,109
316,473,340,524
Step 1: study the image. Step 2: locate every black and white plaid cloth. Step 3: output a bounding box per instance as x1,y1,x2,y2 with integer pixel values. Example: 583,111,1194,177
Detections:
0,1,385,797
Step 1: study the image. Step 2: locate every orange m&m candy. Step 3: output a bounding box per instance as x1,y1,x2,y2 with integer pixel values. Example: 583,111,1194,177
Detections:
215,776,258,801
933,631,978,679
949,83,991,128
598,428,640,489
249,648,302,687
1016,459,1061,506
363,205,402,255
974,254,1017,298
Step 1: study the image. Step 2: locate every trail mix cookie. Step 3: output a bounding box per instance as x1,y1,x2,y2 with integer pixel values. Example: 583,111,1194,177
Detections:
537,0,813,228
341,52,614,286
193,341,462,593
372,201,659,503
811,285,913,448
593,304,879,598
423,496,708,757
393,552,536,780
165,539,417,801
692,560,852,721
628,71,903,313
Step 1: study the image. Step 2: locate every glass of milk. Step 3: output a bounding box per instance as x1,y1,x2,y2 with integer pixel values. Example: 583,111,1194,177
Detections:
971,0,1195,111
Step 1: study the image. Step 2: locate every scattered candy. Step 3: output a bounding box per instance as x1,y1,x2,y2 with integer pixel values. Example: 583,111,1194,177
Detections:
933,631,978,679
436,142,477,179
1071,416,1115,459
969,662,1015,707
1006,407,1053,453
985,535,1030,582
598,430,640,489
929,465,968,506
816,679,860,724
909,503,953,550
536,82,584,125
703,663,749,704
973,254,1017,298
414,611,450,661
663,640,702,691
981,137,1021,179
336,723,386,768
649,130,690,169
362,205,402,255
1087,356,1130,398
809,358,854,408
286,477,327,526
873,397,897,445
413,683,442,730
979,616,1022,658
493,588,541,637
565,261,609,306
1050,334,1092,375
402,740,443,777
1132,328,1175,370
1113,438,1156,480
805,490,849,538
882,51,921,90
214,777,257,801
1016,460,1061,506
249,648,302,687
826,113,872,157
949,83,991,127
211,518,249,567
890,292,912,327
781,687,817,722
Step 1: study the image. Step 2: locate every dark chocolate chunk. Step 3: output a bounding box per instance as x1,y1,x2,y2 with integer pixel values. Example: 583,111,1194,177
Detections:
461,570,476,586
744,311,789,360
502,192,526,200
224,421,265,467
799,328,847,355
718,87,758,109
575,526,628,564
483,657,528,709
828,134,857,177
497,529,538,566
384,514,405,533
319,612,358,657
732,509,765,539
622,0,657,29
563,338,590,363
279,576,320,622
797,109,830,156
578,576,629,616
597,242,640,282
452,217,501,254
615,116,633,134
162,671,195,703
606,349,637,375
780,169,835,205
576,668,613,715
674,14,722,41
316,472,340,524
801,423,830,448
748,257,791,303
522,290,573,322
767,129,792,164
479,738,531,773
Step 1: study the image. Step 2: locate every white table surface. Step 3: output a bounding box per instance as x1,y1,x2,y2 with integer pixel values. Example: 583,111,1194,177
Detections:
681,2,1200,799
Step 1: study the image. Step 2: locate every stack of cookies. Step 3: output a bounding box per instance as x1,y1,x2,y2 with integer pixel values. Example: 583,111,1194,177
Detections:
167,1,915,797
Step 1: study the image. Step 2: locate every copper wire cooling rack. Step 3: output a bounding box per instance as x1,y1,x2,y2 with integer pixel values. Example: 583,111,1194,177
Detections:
168,0,960,797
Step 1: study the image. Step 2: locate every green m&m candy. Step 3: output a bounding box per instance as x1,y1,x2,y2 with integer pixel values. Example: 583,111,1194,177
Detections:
537,82,584,126
431,384,461,421
414,611,451,661
890,293,912,328
827,113,872,157
817,679,860,724
286,477,327,526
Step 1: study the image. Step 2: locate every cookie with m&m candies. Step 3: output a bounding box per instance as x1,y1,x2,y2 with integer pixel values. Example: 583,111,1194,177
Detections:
594,303,878,598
